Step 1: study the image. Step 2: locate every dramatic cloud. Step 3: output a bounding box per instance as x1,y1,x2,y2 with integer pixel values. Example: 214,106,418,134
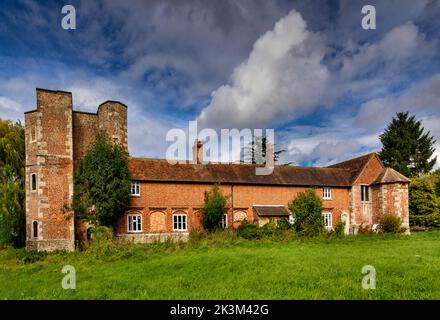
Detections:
198,10,329,129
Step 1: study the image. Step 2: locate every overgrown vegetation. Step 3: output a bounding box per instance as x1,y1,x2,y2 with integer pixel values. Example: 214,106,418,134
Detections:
1,230,440,299
288,189,324,237
0,119,25,247
201,184,228,231
73,133,131,228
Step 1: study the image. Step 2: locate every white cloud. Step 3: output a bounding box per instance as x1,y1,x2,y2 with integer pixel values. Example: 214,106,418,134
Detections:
197,10,329,129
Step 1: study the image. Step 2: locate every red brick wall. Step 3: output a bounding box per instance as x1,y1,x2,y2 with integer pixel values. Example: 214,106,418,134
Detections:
352,155,384,226
98,101,128,153
72,112,98,170
117,182,351,234
25,89,75,251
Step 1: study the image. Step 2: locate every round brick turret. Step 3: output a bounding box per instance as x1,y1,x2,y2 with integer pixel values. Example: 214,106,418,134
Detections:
97,101,128,153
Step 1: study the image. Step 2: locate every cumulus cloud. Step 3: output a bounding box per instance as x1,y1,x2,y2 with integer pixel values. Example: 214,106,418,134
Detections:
197,10,329,129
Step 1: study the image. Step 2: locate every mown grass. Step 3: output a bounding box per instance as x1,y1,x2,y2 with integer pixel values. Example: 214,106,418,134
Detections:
0,230,439,299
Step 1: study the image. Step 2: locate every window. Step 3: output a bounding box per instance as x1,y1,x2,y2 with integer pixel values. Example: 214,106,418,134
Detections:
32,221,38,238
323,187,332,200
31,173,37,191
127,214,142,232
30,126,36,142
130,181,140,196
219,214,228,228
361,185,370,202
323,212,332,229
173,213,187,231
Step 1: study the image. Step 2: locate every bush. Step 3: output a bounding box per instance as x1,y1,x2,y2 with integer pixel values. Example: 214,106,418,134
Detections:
15,249,48,264
288,189,324,237
410,213,440,228
333,221,345,237
201,184,228,231
237,221,260,239
379,213,403,233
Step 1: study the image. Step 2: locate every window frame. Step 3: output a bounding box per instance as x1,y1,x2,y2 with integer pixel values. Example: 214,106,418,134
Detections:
130,181,140,197
30,173,37,192
323,187,332,200
32,221,38,238
361,185,371,202
172,213,188,232
219,213,228,229
30,126,37,143
127,214,142,233
322,212,332,229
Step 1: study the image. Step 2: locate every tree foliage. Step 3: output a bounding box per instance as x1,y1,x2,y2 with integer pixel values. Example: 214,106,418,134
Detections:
242,136,288,164
288,189,323,236
0,119,25,246
73,133,131,227
409,175,440,216
379,112,437,177
201,184,228,231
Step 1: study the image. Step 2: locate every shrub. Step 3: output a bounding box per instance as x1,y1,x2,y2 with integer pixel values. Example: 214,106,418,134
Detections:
288,189,324,237
379,213,403,233
410,213,440,228
201,184,228,231
15,249,48,264
357,225,373,234
237,221,260,239
333,220,346,237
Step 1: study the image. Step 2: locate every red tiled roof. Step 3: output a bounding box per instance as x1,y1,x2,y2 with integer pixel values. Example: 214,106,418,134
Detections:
129,158,353,187
372,168,410,184
327,153,383,182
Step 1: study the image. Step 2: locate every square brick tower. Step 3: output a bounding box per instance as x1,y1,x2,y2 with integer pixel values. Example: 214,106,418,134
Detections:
25,88,128,251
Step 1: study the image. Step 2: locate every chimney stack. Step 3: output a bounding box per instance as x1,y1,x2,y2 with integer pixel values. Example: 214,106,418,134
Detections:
193,139,203,164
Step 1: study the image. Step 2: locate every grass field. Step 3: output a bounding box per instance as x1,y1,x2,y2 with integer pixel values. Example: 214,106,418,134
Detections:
1,231,439,299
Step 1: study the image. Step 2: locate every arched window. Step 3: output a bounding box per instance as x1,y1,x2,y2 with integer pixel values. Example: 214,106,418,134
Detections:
32,221,38,238
173,212,187,231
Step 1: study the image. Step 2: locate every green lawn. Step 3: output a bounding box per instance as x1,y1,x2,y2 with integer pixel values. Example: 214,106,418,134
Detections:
1,231,439,299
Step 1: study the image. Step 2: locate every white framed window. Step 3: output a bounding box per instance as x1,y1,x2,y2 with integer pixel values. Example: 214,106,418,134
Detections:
219,214,228,228
127,214,142,232
173,213,187,231
323,212,332,229
130,181,140,196
31,173,37,192
361,185,370,202
323,187,332,200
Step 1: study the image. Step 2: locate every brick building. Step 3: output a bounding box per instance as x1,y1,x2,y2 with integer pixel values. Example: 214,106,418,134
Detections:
24,89,410,251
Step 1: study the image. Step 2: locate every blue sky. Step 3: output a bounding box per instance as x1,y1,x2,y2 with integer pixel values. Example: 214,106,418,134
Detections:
0,0,439,167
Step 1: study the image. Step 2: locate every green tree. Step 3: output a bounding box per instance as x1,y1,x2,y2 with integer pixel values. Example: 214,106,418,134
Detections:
0,119,25,247
379,112,437,177
288,189,323,237
201,184,228,231
409,175,440,216
242,136,288,164
73,133,131,227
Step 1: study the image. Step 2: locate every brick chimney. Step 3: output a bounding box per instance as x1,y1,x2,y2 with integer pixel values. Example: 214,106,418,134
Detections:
193,139,203,164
